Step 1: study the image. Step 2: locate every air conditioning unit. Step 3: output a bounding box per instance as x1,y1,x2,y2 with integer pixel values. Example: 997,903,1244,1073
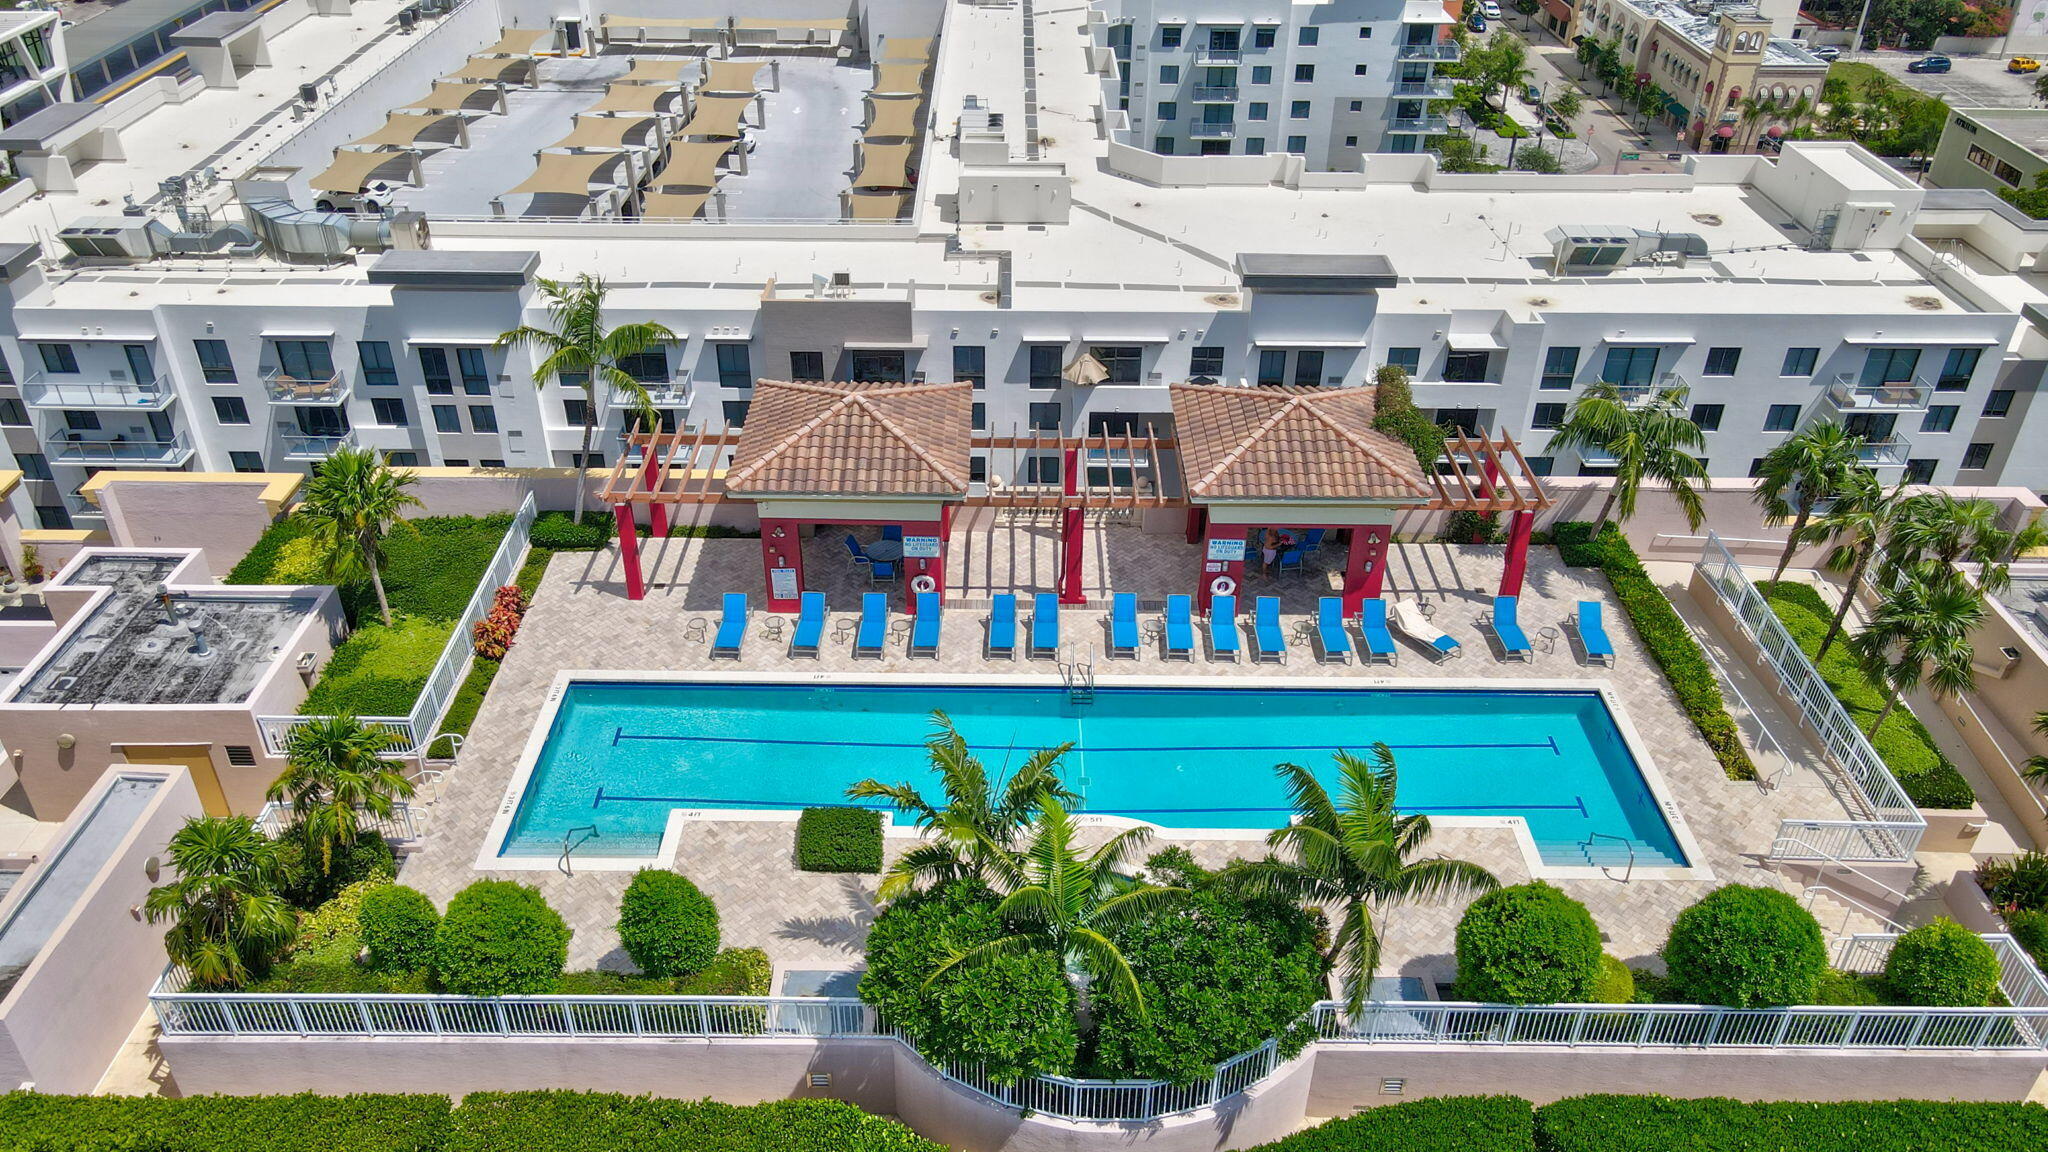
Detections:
57,218,156,260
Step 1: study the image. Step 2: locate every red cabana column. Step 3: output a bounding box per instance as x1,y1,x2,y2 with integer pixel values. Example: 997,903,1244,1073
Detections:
639,442,669,537
1196,521,1247,612
759,518,805,613
1499,510,1537,597
902,518,946,614
614,503,644,601
1058,447,1086,605
1184,506,1206,545
1343,524,1393,614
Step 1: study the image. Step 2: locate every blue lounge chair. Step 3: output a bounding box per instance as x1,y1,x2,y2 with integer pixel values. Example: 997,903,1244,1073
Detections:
1277,549,1304,576
1316,597,1351,664
1491,596,1532,662
855,592,887,657
1030,593,1060,658
986,593,1017,658
842,534,867,562
1253,596,1286,663
712,593,747,658
868,559,897,585
789,591,825,657
1163,595,1193,660
910,591,941,657
1575,600,1614,666
1209,594,1241,660
1390,598,1461,661
1109,592,1139,657
1358,598,1398,665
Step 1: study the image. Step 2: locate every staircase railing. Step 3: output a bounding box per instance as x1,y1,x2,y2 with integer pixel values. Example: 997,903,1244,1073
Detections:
1583,832,1635,884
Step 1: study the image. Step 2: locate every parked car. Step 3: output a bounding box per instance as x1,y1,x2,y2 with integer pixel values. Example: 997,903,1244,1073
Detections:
1906,55,1952,74
2009,56,2041,74
1520,83,1542,105
1480,0,1503,18
1467,10,1486,31
1809,45,1840,62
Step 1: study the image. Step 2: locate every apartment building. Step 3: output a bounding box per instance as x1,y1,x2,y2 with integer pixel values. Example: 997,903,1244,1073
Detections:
1097,0,1459,166
0,9,68,128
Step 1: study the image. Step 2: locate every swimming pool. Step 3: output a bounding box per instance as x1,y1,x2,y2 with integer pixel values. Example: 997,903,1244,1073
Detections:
493,678,1691,871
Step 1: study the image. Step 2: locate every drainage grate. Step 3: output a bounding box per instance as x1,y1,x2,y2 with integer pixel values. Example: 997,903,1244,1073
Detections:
1379,1078,1405,1095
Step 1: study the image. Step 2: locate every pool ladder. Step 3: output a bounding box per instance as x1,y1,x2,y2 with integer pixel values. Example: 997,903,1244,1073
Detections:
1059,646,1096,704
558,824,599,876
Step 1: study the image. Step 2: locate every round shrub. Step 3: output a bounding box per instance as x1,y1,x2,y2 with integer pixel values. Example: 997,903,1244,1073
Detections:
359,884,441,973
1453,882,1603,1005
1662,884,1827,1008
433,880,570,995
1883,917,2001,1007
617,869,720,978
1592,954,1636,1004
274,832,396,910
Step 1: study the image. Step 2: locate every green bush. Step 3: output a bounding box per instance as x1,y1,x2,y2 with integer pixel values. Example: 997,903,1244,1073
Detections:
287,879,388,962
1453,883,1603,1005
530,511,616,551
2006,908,2048,970
1812,968,1887,1006
616,869,720,978
444,1094,945,1152
1371,368,1450,473
245,961,436,995
1882,917,2001,1007
1531,1095,2048,1151
358,884,441,973
0,1093,453,1151
677,946,773,995
1552,523,1755,780
434,880,570,996
1977,851,2048,914
795,807,884,873
273,832,396,910
300,614,452,716
429,656,500,758
1248,1096,1536,1151
1662,885,1827,1008
230,514,513,625
1437,510,1502,545
1593,954,1635,1003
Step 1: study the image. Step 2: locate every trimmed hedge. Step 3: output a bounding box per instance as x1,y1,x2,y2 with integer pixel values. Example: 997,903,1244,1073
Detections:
1882,917,2001,1007
434,880,571,996
358,884,441,973
1248,1096,1535,1151
796,807,884,874
444,1093,945,1152
617,869,721,978
1454,883,1604,1005
1532,1096,2048,1151
1663,885,1827,1008
0,1093,453,1152
1553,523,1755,780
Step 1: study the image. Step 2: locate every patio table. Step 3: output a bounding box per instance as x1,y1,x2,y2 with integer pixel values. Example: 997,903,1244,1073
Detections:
1538,625,1560,653
865,540,905,563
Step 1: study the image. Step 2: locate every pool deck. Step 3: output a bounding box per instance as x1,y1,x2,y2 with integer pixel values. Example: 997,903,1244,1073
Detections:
398,527,1889,985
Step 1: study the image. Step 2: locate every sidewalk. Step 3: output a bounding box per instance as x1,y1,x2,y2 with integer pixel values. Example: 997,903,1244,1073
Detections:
1498,17,1688,174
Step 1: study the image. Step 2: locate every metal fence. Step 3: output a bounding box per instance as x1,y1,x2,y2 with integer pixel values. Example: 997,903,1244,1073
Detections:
1694,533,1925,862
254,800,418,844
257,494,536,757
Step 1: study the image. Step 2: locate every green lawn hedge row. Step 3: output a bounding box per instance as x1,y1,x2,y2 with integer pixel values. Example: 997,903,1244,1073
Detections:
1552,523,1755,780
445,1093,941,1151
1248,1095,1534,1150
796,807,884,874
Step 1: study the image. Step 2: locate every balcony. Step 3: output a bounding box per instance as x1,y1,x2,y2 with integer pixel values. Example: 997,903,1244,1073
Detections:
1591,371,1687,403
1194,46,1241,65
1857,437,1907,467
20,372,174,410
1396,41,1462,63
1188,121,1237,140
1191,85,1239,103
1387,115,1450,135
46,431,195,467
609,379,693,409
1392,80,1458,100
263,369,351,406
281,431,358,460
1827,374,1930,412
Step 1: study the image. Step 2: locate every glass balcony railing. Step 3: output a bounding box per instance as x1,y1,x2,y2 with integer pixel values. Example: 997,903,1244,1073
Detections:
281,431,357,459
1190,85,1239,103
1387,115,1450,135
1391,80,1458,100
1188,121,1237,139
46,431,194,466
1194,46,1241,64
1396,42,1462,62
609,379,692,408
263,368,351,405
1856,437,1907,467
1827,374,1931,412
20,372,174,410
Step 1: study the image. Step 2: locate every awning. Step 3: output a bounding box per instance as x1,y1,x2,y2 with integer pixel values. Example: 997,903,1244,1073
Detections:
444,57,531,84
546,114,655,151
618,58,691,85
844,337,930,350
402,335,497,345
601,14,711,29
18,332,157,342
349,112,457,150
853,141,915,189
1604,335,1696,345
847,191,907,221
737,17,848,30
878,36,934,63
403,82,499,112
701,58,763,93
649,140,733,190
507,150,627,196
680,93,751,138
262,328,337,338
588,84,677,114
864,99,921,138
309,149,409,193
641,191,710,219
1839,334,2002,346
873,62,926,97
1445,331,1505,352
478,28,550,57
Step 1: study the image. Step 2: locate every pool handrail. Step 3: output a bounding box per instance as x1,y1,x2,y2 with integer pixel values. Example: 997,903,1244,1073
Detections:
790,591,825,657
909,592,941,657
1209,594,1241,659
986,593,1017,658
1358,597,1398,664
1163,594,1194,659
1253,596,1285,663
1315,597,1350,664
1030,592,1059,657
855,592,887,656
1109,592,1139,657
712,593,748,658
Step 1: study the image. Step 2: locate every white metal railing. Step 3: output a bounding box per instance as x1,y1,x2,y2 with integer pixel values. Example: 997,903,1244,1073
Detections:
1856,437,1908,467
46,431,194,464
21,372,173,409
257,494,535,758
280,431,358,459
255,800,419,843
1396,41,1462,62
1187,121,1237,139
263,368,351,405
1827,374,1930,412
1803,884,1907,937
1696,534,1925,862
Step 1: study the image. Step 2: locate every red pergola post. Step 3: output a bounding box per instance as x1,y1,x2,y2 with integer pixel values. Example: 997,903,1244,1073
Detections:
939,501,955,542
759,518,805,613
902,518,946,613
1499,510,1537,597
1196,522,1246,612
1343,524,1393,614
614,503,644,601
639,442,669,537
1183,506,1206,545
1059,447,1086,605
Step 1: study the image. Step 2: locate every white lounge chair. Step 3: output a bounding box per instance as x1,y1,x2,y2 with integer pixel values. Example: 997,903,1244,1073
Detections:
1388,598,1461,661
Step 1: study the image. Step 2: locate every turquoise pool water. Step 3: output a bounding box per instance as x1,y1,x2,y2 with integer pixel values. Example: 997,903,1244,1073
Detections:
501,682,1687,868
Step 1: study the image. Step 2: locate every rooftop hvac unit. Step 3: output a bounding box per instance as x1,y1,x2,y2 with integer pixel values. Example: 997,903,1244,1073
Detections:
1544,226,1709,274
297,82,321,106
396,7,417,30
57,218,157,260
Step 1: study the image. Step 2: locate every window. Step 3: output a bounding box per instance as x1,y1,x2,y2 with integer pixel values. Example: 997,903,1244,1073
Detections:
1344,135,1357,146
16,452,50,480
1251,65,1272,84
1282,349,1322,386
1703,347,1741,376
1764,403,1802,432
970,455,988,483
1860,347,1920,386
443,459,470,468
1385,347,1421,375
64,410,100,431
1747,457,1767,479
617,348,667,384
229,451,264,473
849,350,906,381
211,396,249,425
457,347,491,394
371,397,408,426
1299,26,1319,45
195,339,236,383
1155,135,1176,154
1248,101,1268,120
1160,25,1182,47
1028,401,1062,430
1294,64,1314,82
1349,99,1363,111
0,398,25,425
1937,347,1981,390
1025,454,1062,485
1903,458,1938,484
1257,349,1287,386
1983,389,2014,417
1157,101,1178,121
1532,402,1566,429
469,406,498,433
357,341,397,386
274,340,334,381
480,458,505,469
972,402,986,431
38,344,77,373
387,451,420,467
1525,456,1553,476
772,350,816,381
1190,346,1224,382
1920,405,1958,433
1029,345,1063,388
1689,404,1724,431
1245,136,1266,154
1289,99,1310,118
33,504,70,530
563,397,589,425
1963,442,1995,469
1358,25,1373,37
715,343,751,388
1600,346,1659,386
1286,134,1307,152
722,399,751,426
1435,408,1481,435
1540,347,1579,389
1160,64,1180,83
432,404,459,432
1443,350,1489,383
952,345,985,388
419,348,453,394
567,451,604,468
1252,26,1276,49
1966,144,2023,187
1354,64,1368,76
1781,347,1818,376
1088,345,1143,384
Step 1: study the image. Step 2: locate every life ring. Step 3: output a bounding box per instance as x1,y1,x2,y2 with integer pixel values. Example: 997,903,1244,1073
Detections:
1210,575,1237,597
910,574,938,595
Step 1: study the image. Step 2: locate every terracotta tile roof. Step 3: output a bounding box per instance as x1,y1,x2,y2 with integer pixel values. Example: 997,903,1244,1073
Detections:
724,379,973,497
1169,384,1433,502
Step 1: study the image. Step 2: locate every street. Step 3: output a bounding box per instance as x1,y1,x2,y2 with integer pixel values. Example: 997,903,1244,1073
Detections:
1840,50,2040,109
1474,14,1688,174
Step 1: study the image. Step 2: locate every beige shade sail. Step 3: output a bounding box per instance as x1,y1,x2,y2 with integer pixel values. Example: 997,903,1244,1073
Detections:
507,150,627,196
445,57,532,83
736,17,848,30
478,28,550,57
588,84,677,114
619,58,691,85
648,139,733,190
349,112,458,150
601,14,711,29
700,58,762,93
641,191,710,219
309,149,410,193
547,115,656,151
403,82,500,112
846,191,906,221
877,37,933,63
853,141,915,189
864,99,921,139
872,62,926,97
680,93,751,138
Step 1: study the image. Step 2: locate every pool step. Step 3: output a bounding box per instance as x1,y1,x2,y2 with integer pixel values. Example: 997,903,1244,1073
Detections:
1533,839,1683,871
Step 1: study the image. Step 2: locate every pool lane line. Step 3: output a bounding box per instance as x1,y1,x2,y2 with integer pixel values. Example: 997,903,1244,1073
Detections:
606,727,1559,754
589,791,1588,816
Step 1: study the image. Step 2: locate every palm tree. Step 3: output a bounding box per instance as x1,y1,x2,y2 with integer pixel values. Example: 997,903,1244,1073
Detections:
495,274,680,524
1887,493,2043,596
1545,382,1709,535
928,794,1182,1016
271,715,415,873
1227,746,1498,1015
1848,566,1985,736
144,816,297,989
1804,473,1908,660
296,446,422,627
1484,35,1532,115
1752,421,1867,583
848,712,1079,901
2021,712,2048,785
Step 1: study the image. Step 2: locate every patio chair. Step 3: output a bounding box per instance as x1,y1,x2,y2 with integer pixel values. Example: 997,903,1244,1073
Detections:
868,559,898,586
1389,598,1461,661
1573,600,1614,666
855,592,887,658
1277,549,1305,576
1163,594,1193,660
712,593,748,658
1301,528,1326,554
1108,592,1139,657
1489,596,1532,662
1253,596,1286,663
789,591,825,658
1315,597,1352,664
843,534,868,563
909,591,941,658
1029,592,1060,658
882,524,903,542
1209,594,1241,660
1358,598,1398,666
986,593,1017,658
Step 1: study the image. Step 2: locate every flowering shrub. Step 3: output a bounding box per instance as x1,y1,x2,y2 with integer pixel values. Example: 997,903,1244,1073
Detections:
471,585,528,659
